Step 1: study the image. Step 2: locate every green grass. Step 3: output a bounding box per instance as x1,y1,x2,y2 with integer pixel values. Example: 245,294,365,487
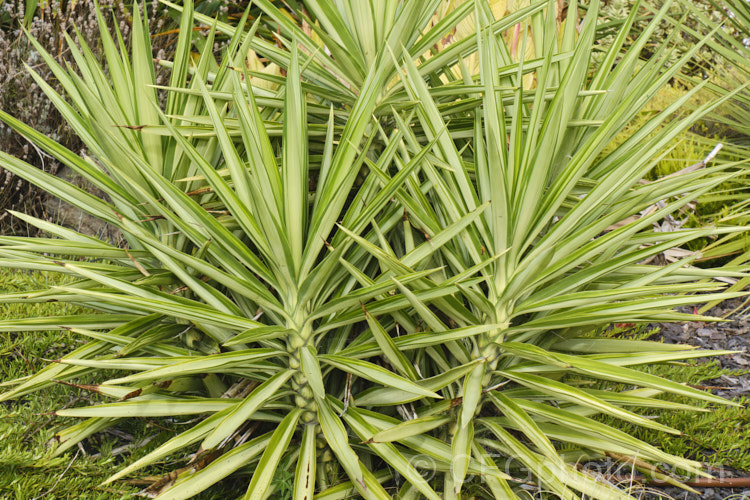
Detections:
0,269,298,499
0,268,143,499
592,326,750,474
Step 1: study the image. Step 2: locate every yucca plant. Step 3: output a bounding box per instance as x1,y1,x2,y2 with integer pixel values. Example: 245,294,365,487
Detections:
664,0,750,314
338,1,750,498
1,0,749,499
0,1,523,498
692,0,750,140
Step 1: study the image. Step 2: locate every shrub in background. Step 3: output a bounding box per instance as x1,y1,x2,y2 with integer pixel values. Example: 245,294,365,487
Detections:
0,0,181,237
685,0,750,140
646,0,750,312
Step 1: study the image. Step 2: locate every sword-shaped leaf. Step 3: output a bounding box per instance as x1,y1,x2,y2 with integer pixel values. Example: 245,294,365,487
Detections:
319,354,441,399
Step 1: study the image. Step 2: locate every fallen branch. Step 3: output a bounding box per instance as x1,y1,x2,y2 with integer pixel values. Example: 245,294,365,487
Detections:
608,474,750,488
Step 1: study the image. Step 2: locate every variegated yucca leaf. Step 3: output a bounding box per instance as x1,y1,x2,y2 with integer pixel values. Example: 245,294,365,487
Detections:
594,0,750,315
0,0,747,498
335,0,749,497
665,0,750,315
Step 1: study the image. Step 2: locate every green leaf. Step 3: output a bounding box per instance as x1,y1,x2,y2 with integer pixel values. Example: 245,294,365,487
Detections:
365,415,450,444
301,345,326,400
294,424,317,500
201,370,294,450
155,432,273,500
319,354,441,399
100,349,282,385
356,360,482,406
363,306,419,380
243,409,302,500
57,398,281,419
